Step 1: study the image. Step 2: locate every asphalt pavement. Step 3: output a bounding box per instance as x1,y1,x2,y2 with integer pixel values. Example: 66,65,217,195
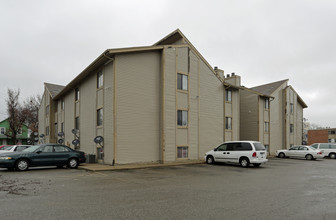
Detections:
1,158,336,219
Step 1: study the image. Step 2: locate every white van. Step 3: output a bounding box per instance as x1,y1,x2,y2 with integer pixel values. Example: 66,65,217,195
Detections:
310,143,336,158
204,141,268,167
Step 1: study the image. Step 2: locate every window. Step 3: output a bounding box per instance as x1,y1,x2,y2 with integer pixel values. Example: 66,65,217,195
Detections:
290,103,294,113
290,124,294,133
177,110,188,126
329,130,336,134
75,117,80,130
75,88,80,101
264,144,269,152
46,126,50,136
177,146,188,158
61,122,64,133
264,122,269,133
0,127,5,135
225,89,232,102
97,71,103,88
97,108,103,126
54,146,70,152
55,123,58,137
225,117,232,130
177,73,188,91
17,128,22,135
46,105,49,115
233,143,252,151
216,144,227,151
265,98,269,109
61,99,65,110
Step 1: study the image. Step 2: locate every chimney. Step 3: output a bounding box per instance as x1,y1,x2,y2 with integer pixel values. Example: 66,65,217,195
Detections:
224,72,241,86
214,66,224,81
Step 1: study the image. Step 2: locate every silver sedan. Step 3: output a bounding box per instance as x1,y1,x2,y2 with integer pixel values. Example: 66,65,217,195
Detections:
276,145,324,160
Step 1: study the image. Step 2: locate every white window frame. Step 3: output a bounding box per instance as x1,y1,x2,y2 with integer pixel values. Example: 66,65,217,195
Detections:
0,127,5,135
225,117,232,130
177,146,188,159
177,110,188,127
177,73,188,91
226,89,232,102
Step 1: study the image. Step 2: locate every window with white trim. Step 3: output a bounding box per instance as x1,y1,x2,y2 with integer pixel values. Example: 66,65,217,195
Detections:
225,89,232,102
0,127,5,135
177,146,188,159
225,117,232,130
177,73,188,91
177,110,188,126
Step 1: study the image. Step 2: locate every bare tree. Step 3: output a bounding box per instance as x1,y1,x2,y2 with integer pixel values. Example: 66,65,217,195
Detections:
23,94,41,143
6,89,25,144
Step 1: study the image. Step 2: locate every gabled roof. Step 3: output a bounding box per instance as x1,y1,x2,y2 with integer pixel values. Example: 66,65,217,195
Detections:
53,29,239,99
154,29,240,89
44,83,65,99
250,79,289,96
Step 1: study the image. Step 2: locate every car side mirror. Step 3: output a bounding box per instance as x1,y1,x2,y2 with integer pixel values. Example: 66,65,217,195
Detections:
36,150,42,154
214,148,217,151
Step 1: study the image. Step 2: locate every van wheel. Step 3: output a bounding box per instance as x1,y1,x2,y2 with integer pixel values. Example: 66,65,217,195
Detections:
278,153,285,158
240,158,250,167
305,154,313,160
253,163,261,167
206,156,215,164
329,153,336,159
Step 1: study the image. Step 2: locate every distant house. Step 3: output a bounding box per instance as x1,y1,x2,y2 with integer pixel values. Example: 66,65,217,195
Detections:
38,29,241,165
250,79,308,154
0,118,29,145
308,128,336,145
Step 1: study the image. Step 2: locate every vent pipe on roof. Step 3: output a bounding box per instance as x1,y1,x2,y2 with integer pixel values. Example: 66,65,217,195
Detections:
232,72,235,76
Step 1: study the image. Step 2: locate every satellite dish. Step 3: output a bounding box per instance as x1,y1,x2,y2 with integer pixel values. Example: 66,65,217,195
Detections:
34,137,39,141
58,139,64,144
39,134,45,138
58,132,64,137
33,132,38,136
94,136,104,144
72,139,80,146
72,129,79,134
27,140,32,144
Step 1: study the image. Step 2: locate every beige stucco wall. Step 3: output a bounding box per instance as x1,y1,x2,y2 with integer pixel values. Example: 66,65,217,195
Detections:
115,50,161,164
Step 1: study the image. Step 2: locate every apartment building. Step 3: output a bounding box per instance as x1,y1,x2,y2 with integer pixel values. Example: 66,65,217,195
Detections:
308,128,336,145
38,29,240,165
250,79,307,154
239,87,273,153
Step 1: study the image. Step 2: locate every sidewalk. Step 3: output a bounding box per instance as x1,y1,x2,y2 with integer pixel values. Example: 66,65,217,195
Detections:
78,160,205,172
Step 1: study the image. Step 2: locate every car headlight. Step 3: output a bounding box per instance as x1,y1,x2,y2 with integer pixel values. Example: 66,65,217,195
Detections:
0,157,12,160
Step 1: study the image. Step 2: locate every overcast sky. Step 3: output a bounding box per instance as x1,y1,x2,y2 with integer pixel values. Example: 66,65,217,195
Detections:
1,0,335,127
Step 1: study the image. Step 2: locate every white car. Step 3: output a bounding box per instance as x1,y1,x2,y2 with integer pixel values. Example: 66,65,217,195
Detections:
204,141,268,167
0,145,31,154
276,145,323,160
310,143,336,159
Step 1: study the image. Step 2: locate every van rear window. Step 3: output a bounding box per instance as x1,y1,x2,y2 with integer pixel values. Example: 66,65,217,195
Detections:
253,143,266,151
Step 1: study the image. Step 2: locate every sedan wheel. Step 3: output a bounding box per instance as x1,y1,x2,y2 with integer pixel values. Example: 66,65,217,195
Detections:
16,159,29,171
68,158,79,169
305,154,313,160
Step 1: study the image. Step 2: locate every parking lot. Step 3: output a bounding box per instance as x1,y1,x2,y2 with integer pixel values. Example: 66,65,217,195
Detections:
1,158,336,219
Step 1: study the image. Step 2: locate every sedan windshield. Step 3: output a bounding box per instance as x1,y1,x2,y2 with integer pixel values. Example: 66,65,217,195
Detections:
22,145,41,152
0,146,13,150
